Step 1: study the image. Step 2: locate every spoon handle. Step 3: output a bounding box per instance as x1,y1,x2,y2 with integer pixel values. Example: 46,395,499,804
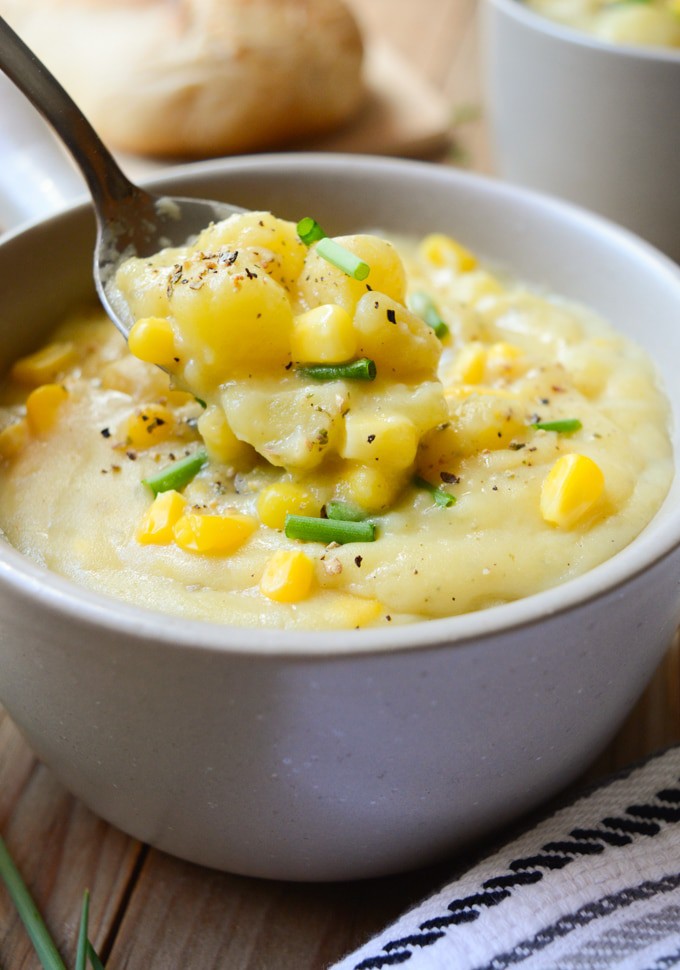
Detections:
0,15,149,221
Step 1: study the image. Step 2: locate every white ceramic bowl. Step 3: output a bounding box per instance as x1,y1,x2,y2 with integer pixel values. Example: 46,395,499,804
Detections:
484,0,680,263
1,154,680,881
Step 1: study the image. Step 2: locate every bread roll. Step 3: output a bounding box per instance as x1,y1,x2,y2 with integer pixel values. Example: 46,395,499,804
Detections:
1,0,365,157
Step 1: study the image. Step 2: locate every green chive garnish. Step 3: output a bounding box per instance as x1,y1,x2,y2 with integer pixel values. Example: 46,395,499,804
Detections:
87,942,106,970
325,499,368,522
408,291,450,339
285,514,376,544
0,833,68,970
143,448,208,495
414,476,456,508
316,238,370,281
532,419,582,434
296,216,370,280
297,358,376,382
297,217,326,245
75,891,89,970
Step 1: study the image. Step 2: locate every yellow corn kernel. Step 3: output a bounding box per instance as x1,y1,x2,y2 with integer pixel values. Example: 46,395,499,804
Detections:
444,384,519,401
486,342,525,379
128,317,178,368
197,405,250,465
0,419,28,458
173,511,256,555
124,403,175,449
136,490,187,545
449,343,486,384
320,593,384,628
25,383,69,436
338,462,403,511
341,414,419,469
256,482,320,530
540,453,605,528
487,342,523,365
419,233,478,273
291,304,357,364
260,548,315,603
11,341,77,386
165,389,197,407
453,270,505,305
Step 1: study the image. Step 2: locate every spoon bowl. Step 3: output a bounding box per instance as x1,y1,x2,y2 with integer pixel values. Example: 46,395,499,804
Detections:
0,14,242,336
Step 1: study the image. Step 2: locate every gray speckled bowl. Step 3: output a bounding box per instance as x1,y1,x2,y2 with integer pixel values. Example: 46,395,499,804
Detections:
1,154,680,881
484,0,680,263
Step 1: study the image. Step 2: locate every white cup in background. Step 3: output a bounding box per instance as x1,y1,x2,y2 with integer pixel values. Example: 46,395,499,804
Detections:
484,0,680,264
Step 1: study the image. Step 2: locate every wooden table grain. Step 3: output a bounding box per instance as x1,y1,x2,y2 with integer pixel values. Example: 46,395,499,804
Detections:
2,2,679,967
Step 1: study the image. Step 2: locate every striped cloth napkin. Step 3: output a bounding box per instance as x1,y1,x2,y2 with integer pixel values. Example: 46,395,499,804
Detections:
332,745,680,970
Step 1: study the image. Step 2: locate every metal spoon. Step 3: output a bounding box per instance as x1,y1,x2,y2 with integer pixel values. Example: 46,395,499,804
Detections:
0,15,242,335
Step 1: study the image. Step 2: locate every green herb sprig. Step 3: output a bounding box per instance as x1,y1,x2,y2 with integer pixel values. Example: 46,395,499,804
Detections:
285,514,376,544
0,833,104,969
296,217,326,245
316,238,370,281
407,291,450,339
325,499,368,522
414,476,456,508
297,358,376,382
532,418,582,434
296,217,371,281
142,448,208,495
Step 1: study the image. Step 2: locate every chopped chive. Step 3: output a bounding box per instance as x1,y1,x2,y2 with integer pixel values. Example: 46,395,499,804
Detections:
297,217,326,245
194,397,207,409
142,448,208,495
316,237,370,281
87,941,106,970
532,418,582,434
408,291,450,339
414,476,456,508
285,514,376,544
297,358,376,382
0,833,67,970
326,499,368,522
75,891,89,970
296,216,370,280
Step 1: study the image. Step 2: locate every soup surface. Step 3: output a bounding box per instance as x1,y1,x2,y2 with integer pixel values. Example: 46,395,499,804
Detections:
525,0,680,48
0,213,672,630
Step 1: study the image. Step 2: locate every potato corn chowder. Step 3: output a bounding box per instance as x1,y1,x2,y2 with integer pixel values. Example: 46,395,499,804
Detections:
525,0,680,48
0,212,671,630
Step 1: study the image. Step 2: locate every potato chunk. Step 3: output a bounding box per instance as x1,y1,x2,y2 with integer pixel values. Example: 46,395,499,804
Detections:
298,235,406,314
169,250,294,391
222,380,348,470
353,292,442,380
194,211,308,288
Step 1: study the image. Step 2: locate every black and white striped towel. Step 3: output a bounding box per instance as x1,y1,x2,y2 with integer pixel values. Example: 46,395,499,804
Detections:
332,746,680,970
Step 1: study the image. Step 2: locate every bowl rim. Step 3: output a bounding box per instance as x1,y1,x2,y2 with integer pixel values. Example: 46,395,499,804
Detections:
487,0,680,64
2,151,680,660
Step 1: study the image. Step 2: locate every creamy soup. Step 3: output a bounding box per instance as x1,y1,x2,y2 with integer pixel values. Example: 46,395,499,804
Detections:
526,0,680,48
0,213,672,630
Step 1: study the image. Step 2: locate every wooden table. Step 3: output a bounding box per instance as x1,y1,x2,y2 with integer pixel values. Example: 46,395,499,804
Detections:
2,1,679,967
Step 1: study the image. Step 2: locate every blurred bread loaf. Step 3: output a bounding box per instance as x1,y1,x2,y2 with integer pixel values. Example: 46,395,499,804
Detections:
1,0,365,157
